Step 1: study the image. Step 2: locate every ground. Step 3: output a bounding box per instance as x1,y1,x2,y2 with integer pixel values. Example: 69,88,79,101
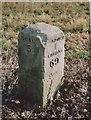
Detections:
1,2,91,119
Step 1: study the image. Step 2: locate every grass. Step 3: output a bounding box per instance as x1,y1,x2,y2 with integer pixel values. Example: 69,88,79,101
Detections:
2,3,90,119
2,2,89,59
2,3,89,34
78,50,90,59
2,39,11,51
66,49,90,59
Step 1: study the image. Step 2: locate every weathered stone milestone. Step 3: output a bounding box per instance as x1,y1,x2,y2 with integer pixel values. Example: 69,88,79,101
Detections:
18,22,65,106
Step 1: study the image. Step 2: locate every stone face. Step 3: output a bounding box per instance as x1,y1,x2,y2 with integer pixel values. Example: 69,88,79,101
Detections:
18,23,65,106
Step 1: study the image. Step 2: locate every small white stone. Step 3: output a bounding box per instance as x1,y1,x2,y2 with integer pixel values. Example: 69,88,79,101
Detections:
83,109,87,112
62,107,66,112
15,100,20,104
21,112,25,117
50,97,53,101
64,88,67,91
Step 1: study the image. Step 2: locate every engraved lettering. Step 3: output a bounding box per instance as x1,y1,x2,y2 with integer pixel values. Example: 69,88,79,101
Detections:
27,45,31,52
48,49,62,58
50,58,59,68
52,37,61,43
29,38,34,42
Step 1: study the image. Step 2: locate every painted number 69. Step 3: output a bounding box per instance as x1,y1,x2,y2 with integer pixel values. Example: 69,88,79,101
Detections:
50,58,59,68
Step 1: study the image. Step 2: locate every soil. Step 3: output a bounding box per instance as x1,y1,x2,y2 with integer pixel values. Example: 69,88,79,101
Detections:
2,32,91,120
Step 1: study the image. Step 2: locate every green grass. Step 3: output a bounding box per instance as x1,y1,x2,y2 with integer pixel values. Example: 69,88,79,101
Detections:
2,39,11,51
2,2,89,58
66,49,90,59
78,50,90,59
34,8,43,15
2,3,89,36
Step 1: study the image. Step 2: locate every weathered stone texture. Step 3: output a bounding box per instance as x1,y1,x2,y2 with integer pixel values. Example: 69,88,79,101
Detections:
18,23,65,106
